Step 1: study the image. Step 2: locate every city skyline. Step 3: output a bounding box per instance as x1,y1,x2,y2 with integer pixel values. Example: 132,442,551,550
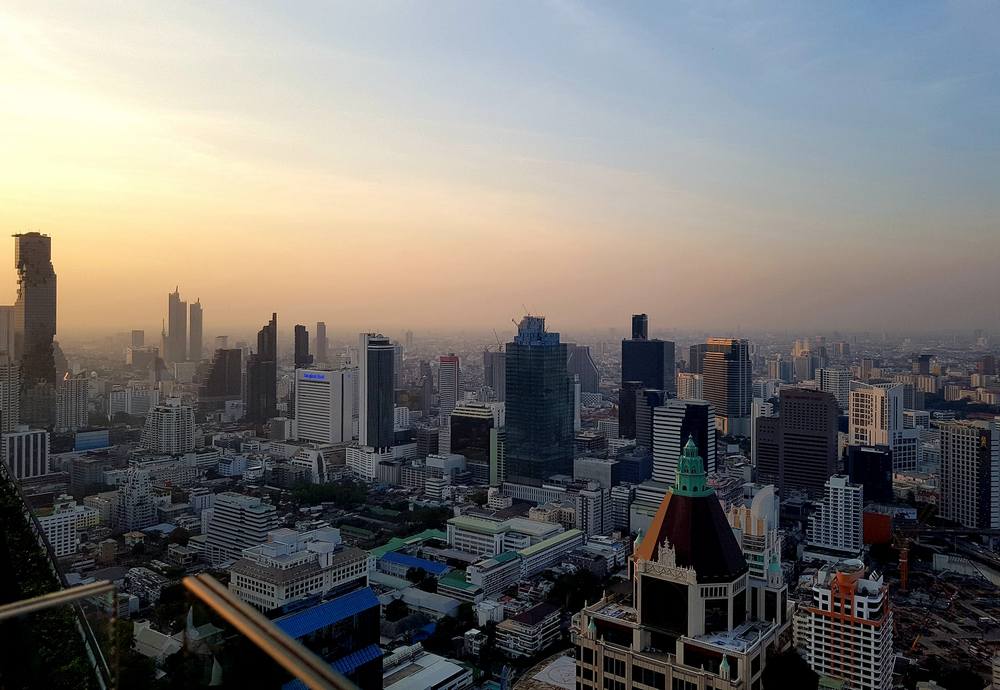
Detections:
2,2,999,335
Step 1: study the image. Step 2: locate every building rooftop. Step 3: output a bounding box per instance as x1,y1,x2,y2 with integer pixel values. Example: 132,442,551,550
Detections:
379,551,450,576
518,529,583,558
275,587,380,639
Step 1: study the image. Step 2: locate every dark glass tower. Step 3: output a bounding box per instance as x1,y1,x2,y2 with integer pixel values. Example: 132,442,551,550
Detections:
245,313,277,424
847,445,893,504
566,343,600,393
315,321,328,364
505,316,574,486
688,343,708,374
293,324,312,368
199,348,243,411
14,232,57,427
622,315,676,394
167,287,187,363
449,405,495,484
188,298,203,362
703,338,752,436
359,333,394,450
618,380,643,440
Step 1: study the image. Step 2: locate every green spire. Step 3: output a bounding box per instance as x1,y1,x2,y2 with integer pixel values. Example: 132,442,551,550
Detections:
633,528,644,548
673,437,712,497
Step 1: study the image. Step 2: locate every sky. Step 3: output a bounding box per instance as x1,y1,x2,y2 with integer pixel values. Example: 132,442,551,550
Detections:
1,1,998,337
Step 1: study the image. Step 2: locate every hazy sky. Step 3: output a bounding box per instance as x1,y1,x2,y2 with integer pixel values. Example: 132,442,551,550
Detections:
2,1,998,337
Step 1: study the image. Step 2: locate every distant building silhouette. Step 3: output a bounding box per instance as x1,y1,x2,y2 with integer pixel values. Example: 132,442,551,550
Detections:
245,313,277,424
199,348,243,411
166,287,187,363
188,299,203,362
14,232,57,427
358,333,394,450
315,321,328,364
293,324,312,368
703,337,752,436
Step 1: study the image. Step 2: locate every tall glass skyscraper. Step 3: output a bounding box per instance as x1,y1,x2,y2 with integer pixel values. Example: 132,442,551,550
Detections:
166,287,187,363
245,313,277,424
358,333,394,451
703,338,752,436
14,233,57,427
505,316,574,486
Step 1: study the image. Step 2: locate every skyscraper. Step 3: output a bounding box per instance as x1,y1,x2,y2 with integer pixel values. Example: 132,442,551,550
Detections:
438,354,460,416
188,298,203,362
315,321,328,364
293,367,354,444
0,356,21,432
938,419,1000,529
618,380,643,440
688,342,708,374
703,337,752,436
166,287,187,363
816,366,850,410
245,313,277,424
55,373,89,432
483,349,506,402
130,330,145,348
293,324,312,368
14,233,57,427
566,343,600,393
505,316,574,486
622,314,676,394
847,445,894,504
141,400,196,454
778,387,839,497
849,382,920,472
358,333,394,450
199,348,243,411
651,399,716,484
449,403,496,484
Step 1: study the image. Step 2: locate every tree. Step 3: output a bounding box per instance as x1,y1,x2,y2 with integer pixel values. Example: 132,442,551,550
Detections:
546,569,603,613
761,649,817,690
405,567,428,583
384,598,409,622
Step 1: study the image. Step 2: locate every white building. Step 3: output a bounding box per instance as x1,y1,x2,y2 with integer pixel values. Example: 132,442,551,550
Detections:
803,560,894,690
849,382,920,471
518,528,585,577
806,475,863,559
293,368,355,444
116,467,157,532
38,494,99,557
205,492,281,566
55,374,90,431
347,445,393,482
382,645,473,690
595,419,619,440
651,399,715,485
816,367,851,410
2,426,49,480
446,515,563,557
0,356,20,432
229,527,368,610
496,602,561,658
141,400,195,454
676,372,704,401
466,551,522,597
438,354,461,417
938,418,1000,529
109,385,160,417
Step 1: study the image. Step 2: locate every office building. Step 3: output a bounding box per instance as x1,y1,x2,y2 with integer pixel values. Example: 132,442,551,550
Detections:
847,445,893,504
938,419,1000,529
205,492,281,565
438,354,460,416
294,324,312,368
635,388,667,451
688,342,708,375
505,316,574,485
245,313,278,424
166,287,187,363
806,475,863,559
131,329,144,348
293,368,354,444
676,372,703,401
14,233,58,427
567,343,600,393
141,400,196,454
198,348,243,411
978,354,996,376
816,366,851,410
449,403,496,484
38,494,99,557
188,298,203,362
618,380,643,440
116,467,156,531
55,373,89,431
229,527,368,610
497,602,561,658
483,349,506,402
652,399,716,484
577,439,785,690
315,321,328,364
2,426,49,480
753,415,780,486
703,338,752,436
358,333,395,451
802,561,894,690
0,356,20,432
622,314,676,394
779,388,839,497
850,382,920,472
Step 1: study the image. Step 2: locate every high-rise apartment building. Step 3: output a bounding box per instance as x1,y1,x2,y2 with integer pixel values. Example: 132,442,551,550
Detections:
14,233,57,427
802,561,894,690
245,313,278,425
55,373,89,431
938,419,1000,529
816,366,851,410
805,475,863,558
205,492,281,566
358,333,394,451
315,321,328,364
293,368,354,444
166,287,187,364
779,388,839,497
676,372,704,401
438,354,460,417
116,467,156,531
483,350,506,402
0,356,21,432
850,382,920,471
188,298,203,362
703,338,752,436
141,400,196,454
652,399,716,484
293,324,312,369
505,316,574,486
2,427,49,480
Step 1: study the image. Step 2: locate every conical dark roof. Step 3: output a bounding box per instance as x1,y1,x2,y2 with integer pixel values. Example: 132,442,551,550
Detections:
634,438,747,584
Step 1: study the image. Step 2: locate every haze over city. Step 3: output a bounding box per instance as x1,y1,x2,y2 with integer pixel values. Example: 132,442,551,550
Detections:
2,1,999,336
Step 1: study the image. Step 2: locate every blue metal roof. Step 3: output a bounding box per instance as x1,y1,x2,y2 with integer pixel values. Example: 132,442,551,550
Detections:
379,551,449,575
280,645,383,690
275,587,379,639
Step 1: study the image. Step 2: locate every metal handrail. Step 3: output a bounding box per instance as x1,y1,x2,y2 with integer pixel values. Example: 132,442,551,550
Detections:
0,580,115,621
182,573,359,690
